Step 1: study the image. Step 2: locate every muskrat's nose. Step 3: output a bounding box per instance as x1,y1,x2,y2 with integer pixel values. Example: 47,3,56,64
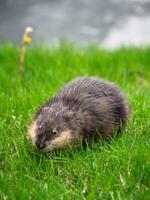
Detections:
35,141,45,150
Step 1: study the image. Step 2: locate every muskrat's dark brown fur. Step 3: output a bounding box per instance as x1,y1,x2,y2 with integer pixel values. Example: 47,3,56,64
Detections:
28,77,129,152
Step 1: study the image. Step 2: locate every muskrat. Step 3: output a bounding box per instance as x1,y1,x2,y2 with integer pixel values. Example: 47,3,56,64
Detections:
28,77,129,152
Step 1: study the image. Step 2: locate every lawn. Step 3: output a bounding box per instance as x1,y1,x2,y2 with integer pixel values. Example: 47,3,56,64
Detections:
0,43,150,200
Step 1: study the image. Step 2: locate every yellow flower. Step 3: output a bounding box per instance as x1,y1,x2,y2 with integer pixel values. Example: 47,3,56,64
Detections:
23,36,32,45
19,26,34,78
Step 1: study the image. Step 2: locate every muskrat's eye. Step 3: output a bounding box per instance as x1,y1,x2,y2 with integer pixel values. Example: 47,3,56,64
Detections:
52,128,57,135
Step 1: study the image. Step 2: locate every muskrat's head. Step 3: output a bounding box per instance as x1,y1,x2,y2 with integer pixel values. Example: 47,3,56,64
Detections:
28,105,81,152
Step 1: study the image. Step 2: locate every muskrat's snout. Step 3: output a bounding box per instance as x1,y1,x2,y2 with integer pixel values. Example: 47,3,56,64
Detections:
27,121,46,150
35,140,46,150
35,134,50,151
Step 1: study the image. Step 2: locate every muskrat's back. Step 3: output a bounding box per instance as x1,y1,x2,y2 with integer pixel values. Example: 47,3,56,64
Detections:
28,77,129,152
59,77,129,135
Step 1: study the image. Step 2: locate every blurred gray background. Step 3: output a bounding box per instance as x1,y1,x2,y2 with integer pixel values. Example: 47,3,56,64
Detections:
0,0,150,48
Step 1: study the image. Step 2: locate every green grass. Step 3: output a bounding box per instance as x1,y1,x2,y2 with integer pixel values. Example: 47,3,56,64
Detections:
0,42,150,200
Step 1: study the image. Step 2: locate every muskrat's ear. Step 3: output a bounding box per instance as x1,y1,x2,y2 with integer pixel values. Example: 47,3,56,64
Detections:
64,111,75,121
